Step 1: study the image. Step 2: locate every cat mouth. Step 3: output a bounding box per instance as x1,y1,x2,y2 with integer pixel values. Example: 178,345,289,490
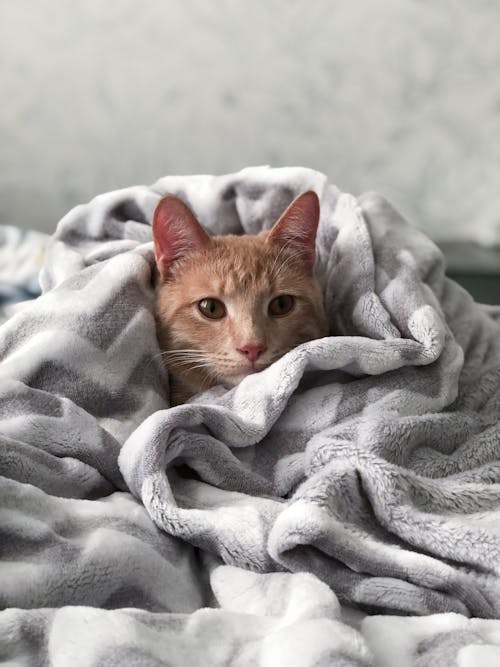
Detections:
238,360,269,374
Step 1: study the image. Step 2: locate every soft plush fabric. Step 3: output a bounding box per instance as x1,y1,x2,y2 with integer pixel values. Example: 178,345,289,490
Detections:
1,166,500,664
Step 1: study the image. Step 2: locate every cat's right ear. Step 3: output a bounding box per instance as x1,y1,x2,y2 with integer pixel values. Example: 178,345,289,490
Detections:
266,190,320,271
152,195,211,279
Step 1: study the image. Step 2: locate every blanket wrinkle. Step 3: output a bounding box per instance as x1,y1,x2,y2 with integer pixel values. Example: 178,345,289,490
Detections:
2,166,500,665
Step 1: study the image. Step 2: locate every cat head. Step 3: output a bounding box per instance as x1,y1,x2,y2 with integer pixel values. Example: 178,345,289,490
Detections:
153,191,328,399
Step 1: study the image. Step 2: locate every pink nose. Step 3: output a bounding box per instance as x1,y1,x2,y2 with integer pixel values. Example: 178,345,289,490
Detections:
237,344,266,363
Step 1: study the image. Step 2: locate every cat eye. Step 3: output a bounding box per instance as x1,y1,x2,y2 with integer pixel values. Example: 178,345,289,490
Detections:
197,298,226,320
268,294,295,317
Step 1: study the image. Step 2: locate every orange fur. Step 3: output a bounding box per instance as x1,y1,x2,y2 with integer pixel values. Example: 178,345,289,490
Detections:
153,193,329,404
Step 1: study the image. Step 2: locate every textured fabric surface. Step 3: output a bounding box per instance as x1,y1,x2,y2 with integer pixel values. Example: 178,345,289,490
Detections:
363,613,500,666
1,166,500,664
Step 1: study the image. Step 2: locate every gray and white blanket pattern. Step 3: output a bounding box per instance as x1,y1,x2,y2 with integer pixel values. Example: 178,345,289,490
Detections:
1,166,500,665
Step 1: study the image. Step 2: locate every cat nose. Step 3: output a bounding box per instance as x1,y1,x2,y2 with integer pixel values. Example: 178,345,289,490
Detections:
237,344,266,363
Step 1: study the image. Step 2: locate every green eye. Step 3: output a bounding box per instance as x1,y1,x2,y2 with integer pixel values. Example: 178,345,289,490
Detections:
198,298,226,320
268,294,295,317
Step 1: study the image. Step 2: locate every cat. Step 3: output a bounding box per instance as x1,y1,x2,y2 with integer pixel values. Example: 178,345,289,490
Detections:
152,190,329,405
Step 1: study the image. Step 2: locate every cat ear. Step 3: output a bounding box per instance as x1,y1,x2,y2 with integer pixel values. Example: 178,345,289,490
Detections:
266,191,320,270
152,194,211,279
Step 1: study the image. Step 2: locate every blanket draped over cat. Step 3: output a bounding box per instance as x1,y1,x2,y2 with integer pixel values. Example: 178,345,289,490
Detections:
1,166,500,665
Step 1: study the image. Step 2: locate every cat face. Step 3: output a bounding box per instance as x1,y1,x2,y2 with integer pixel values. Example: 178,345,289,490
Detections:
153,191,328,402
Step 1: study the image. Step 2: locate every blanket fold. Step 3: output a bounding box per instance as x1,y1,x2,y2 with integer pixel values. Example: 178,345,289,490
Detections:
1,166,500,664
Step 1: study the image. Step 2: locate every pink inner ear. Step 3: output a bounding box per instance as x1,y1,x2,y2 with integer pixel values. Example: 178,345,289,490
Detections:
267,191,320,269
152,195,210,279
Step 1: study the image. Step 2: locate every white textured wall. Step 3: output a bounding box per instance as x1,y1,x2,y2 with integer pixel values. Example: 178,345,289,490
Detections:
1,0,500,243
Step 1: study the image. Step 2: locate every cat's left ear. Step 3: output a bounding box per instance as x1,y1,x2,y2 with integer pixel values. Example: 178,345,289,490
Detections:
152,194,211,279
266,191,320,270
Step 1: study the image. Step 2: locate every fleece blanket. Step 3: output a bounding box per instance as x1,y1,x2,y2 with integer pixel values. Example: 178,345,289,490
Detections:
1,166,500,665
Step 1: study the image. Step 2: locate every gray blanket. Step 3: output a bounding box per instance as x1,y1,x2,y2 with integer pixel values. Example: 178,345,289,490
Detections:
1,166,500,665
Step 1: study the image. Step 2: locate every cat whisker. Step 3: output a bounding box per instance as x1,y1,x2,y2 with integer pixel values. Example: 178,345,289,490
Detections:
163,354,207,363
168,356,213,368
167,360,208,369
162,356,210,365
169,353,229,366
182,363,214,373
154,349,208,362
162,348,207,356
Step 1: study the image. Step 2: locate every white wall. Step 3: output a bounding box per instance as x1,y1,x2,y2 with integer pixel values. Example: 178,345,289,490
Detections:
1,0,499,244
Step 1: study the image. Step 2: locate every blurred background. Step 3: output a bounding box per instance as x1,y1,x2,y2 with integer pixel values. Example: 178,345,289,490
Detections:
0,0,499,305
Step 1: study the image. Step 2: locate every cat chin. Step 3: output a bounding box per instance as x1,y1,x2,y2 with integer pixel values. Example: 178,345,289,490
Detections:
222,371,256,388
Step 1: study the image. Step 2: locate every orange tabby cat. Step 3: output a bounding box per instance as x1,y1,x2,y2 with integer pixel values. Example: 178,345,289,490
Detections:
153,191,329,404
